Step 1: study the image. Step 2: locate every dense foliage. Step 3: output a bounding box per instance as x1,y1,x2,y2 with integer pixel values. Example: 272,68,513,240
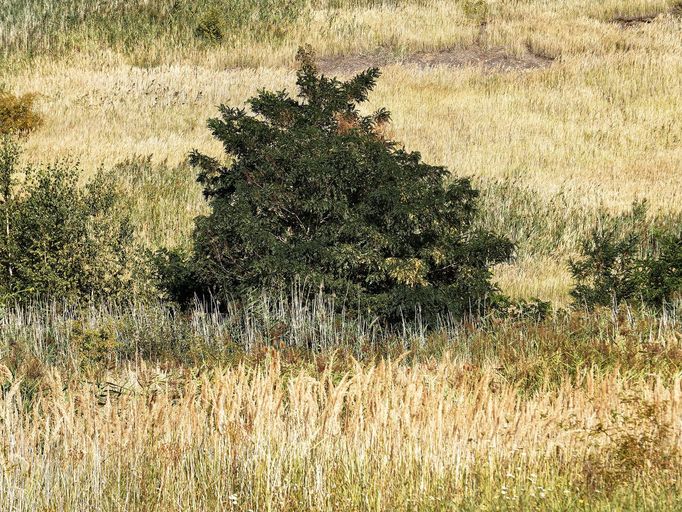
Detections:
159,49,513,321
0,91,42,135
0,136,141,302
571,203,682,309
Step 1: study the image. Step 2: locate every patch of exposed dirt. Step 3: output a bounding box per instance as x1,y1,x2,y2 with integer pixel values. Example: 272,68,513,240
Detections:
612,4,681,27
612,14,659,27
316,45,554,75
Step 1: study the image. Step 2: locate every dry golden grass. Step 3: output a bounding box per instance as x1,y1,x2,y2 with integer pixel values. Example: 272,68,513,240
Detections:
2,291,681,511
1,352,680,511
14,27,682,216
6,1,680,208
493,257,573,307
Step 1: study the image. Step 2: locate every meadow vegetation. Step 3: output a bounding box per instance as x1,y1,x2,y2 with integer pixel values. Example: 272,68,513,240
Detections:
1,294,681,510
1,0,682,510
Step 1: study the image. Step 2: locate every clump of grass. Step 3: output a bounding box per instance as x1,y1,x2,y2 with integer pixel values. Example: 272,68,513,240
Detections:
113,156,206,249
674,2,682,16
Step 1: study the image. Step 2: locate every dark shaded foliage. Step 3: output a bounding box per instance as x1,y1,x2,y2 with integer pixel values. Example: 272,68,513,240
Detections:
571,202,682,309
159,48,513,323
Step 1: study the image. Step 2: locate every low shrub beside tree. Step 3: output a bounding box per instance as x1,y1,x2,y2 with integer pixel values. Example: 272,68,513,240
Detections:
0,136,144,303
570,202,682,310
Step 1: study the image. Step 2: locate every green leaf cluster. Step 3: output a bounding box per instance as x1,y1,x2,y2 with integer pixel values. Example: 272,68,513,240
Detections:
159,49,513,322
0,91,42,135
571,202,682,309
0,136,142,302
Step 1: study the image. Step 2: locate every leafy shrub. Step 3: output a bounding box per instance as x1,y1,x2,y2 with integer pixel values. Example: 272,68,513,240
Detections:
0,91,42,135
71,320,123,369
195,7,226,42
462,0,490,22
581,396,680,495
490,295,551,321
644,231,682,305
195,0,306,43
570,202,682,309
0,136,144,303
160,48,513,323
154,248,200,308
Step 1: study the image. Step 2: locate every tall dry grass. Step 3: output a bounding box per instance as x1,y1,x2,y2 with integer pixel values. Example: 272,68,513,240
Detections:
0,350,680,511
1,295,681,511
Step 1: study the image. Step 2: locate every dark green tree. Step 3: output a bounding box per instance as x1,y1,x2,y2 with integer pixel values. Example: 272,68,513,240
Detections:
160,48,513,322
645,232,682,305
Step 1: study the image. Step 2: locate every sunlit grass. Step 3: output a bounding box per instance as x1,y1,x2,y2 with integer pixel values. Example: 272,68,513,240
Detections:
1,2,682,509
1,297,681,511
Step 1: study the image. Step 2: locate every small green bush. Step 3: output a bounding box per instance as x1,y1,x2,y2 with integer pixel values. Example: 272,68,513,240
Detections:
490,295,551,321
570,202,682,309
194,0,306,43
159,48,513,323
71,320,121,369
0,136,145,303
195,7,226,42
462,0,490,22
0,91,42,135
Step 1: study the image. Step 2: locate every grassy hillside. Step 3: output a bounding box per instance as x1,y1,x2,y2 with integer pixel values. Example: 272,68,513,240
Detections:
4,0,682,302
1,1,681,510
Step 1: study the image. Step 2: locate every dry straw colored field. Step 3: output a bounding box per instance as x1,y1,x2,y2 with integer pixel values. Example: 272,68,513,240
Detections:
1,352,681,511
5,0,682,302
2,0,682,510
0,297,681,511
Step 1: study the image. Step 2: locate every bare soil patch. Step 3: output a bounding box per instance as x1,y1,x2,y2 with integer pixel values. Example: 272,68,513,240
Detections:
612,14,659,27
317,45,553,75
612,4,681,27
